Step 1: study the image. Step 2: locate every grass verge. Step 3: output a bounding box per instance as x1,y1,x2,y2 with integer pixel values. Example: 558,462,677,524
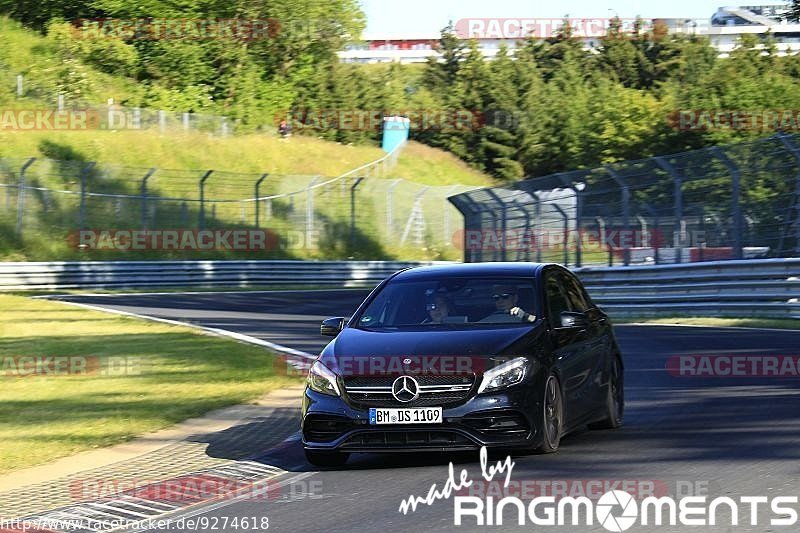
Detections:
615,316,800,330
0,294,302,475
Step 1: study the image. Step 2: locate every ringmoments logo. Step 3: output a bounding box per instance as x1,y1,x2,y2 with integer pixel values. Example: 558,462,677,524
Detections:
398,447,799,529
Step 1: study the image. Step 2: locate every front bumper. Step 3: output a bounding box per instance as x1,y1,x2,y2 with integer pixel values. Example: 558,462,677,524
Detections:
301,386,542,453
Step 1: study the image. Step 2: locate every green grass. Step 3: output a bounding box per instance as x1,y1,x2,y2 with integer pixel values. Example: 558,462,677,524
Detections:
615,316,800,330
0,294,301,474
0,17,141,107
0,131,493,186
393,142,498,187
0,130,388,176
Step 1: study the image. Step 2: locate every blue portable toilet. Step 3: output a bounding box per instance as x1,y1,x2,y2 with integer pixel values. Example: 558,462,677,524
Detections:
381,116,411,153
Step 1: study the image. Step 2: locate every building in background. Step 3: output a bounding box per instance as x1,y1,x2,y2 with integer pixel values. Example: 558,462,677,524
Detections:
339,3,800,63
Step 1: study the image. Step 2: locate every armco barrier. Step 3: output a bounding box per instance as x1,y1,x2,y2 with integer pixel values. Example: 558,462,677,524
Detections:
0,261,448,290
0,259,797,319
576,258,800,319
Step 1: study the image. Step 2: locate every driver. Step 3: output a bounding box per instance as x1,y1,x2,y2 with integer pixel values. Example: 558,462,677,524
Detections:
492,284,519,314
480,284,536,323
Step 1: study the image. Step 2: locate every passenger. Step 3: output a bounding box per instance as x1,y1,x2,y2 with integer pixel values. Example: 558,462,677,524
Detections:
424,295,452,324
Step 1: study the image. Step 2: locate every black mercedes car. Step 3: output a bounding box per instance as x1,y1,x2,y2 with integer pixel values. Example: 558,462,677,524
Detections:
301,262,624,466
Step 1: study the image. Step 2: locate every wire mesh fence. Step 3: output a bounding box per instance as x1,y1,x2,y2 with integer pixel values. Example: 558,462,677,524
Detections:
0,145,476,261
450,134,800,266
9,71,241,136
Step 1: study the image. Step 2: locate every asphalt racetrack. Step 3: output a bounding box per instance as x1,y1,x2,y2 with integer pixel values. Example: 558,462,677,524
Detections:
56,290,800,532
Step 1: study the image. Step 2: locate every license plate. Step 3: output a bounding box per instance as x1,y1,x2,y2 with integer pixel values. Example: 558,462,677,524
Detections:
369,407,442,425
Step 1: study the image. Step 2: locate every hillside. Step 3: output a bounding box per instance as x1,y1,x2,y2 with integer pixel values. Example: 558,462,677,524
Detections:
0,15,497,263
0,130,494,186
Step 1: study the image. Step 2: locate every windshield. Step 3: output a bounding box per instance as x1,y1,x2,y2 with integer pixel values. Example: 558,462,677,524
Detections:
356,277,538,329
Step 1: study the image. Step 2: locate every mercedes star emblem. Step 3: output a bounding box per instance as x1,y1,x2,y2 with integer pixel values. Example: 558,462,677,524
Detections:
391,376,420,403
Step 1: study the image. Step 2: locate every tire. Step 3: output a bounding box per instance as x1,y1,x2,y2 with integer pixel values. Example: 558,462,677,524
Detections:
304,449,350,467
589,356,624,430
535,374,564,453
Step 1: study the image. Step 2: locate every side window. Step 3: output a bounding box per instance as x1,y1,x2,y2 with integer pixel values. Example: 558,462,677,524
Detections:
545,272,570,326
562,273,590,313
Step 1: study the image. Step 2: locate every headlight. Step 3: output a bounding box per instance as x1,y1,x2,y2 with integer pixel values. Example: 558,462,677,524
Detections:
306,361,341,396
478,357,530,394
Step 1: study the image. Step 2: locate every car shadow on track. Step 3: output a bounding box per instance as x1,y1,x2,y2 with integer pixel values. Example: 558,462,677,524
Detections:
188,404,618,473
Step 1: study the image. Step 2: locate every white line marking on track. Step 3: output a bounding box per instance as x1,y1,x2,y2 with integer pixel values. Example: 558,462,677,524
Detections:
33,288,365,298
618,323,800,333
45,299,316,360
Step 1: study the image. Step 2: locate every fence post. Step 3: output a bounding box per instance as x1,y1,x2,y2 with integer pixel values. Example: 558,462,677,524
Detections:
306,177,321,249
533,192,543,263
78,162,95,232
350,177,364,251
158,110,166,133
254,173,269,228
182,112,190,132
710,146,743,260
605,165,631,266
595,217,611,266
552,204,569,266
57,94,65,111
655,157,684,264
198,170,214,230
557,175,584,268
797,173,800,256
640,203,661,265
106,98,115,126
386,179,401,241
443,185,460,247
16,74,23,97
401,187,429,246
140,168,156,231
16,158,35,237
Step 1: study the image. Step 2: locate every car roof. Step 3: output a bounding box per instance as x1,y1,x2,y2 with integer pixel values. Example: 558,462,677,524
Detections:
392,262,552,281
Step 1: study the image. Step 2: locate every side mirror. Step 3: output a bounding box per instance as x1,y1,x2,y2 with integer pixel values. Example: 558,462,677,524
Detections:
321,317,347,337
560,311,589,329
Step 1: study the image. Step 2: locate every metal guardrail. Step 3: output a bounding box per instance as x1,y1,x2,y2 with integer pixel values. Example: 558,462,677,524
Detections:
576,258,800,319
0,258,797,319
0,261,447,290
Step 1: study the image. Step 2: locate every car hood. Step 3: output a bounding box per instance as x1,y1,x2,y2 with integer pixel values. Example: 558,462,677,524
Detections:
319,324,543,377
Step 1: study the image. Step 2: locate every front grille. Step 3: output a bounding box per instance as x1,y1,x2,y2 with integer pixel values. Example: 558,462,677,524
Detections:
343,375,475,408
340,430,477,450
